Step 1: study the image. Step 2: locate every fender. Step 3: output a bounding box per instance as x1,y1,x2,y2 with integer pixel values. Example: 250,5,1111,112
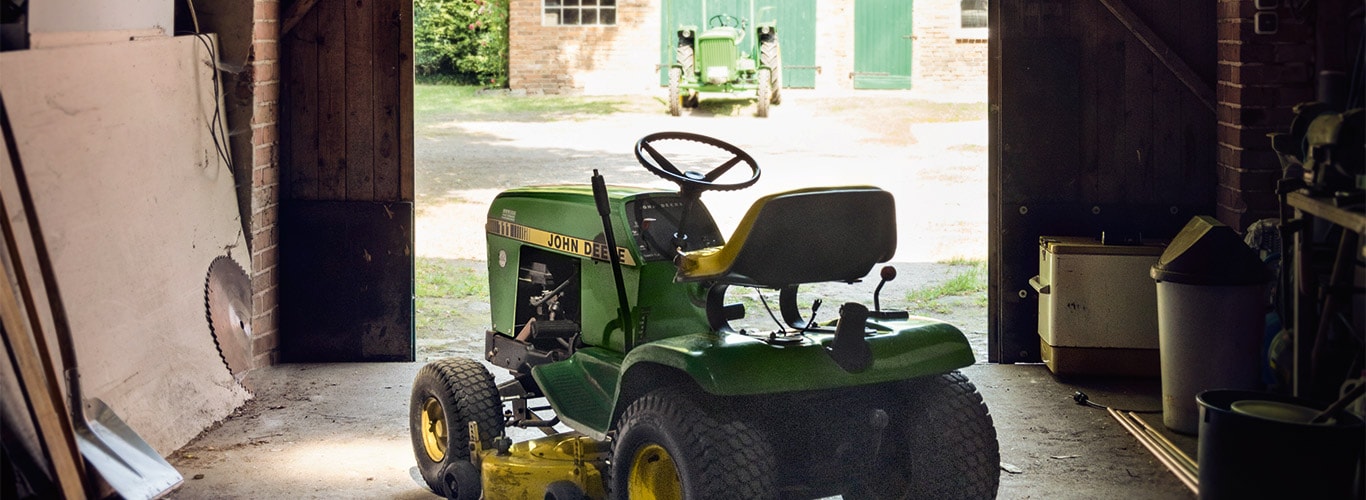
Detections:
532,317,974,439
621,317,975,397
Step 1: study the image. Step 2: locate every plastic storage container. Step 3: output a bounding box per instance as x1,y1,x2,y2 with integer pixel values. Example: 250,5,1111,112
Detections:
1032,236,1166,376
1151,216,1270,434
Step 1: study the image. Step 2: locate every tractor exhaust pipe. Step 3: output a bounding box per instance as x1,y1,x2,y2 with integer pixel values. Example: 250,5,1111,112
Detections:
591,169,635,348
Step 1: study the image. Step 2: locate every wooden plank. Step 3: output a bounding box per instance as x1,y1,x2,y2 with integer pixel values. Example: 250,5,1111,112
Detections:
281,0,321,36
346,0,376,201
371,0,401,202
0,137,87,498
1097,0,1215,114
286,8,320,201
399,0,415,202
317,0,348,200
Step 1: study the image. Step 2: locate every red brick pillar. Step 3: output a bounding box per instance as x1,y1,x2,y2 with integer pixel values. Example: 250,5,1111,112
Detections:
251,0,282,367
1215,0,1315,231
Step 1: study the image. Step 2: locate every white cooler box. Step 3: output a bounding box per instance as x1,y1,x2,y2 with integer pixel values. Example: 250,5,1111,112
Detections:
1030,236,1165,377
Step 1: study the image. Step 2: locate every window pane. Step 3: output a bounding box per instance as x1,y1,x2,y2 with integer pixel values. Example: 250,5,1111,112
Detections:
563,8,579,24
563,0,579,5
600,7,615,24
545,0,561,5
582,8,598,24
581,0,597,6
961,0,987,28
600,0,615,5
544,9,560,25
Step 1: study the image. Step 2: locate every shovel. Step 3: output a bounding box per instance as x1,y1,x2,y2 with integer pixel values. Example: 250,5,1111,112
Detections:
1,94,184,499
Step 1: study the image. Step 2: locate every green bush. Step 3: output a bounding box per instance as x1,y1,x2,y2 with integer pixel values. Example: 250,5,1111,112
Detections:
414,0,508,86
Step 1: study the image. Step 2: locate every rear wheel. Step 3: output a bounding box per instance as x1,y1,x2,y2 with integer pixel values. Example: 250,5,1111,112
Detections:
676,41,694,81
609,387,775,499
760,38,782,105
846,371,1000,499
667,67,682,117
756,68,772,118
409,358,503,497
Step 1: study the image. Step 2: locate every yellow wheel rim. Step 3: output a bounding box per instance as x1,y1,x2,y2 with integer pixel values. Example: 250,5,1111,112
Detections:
420,396,447,463
627,443,682,500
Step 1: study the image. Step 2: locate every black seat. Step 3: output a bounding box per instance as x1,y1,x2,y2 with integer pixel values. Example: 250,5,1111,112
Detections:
675,186,897,287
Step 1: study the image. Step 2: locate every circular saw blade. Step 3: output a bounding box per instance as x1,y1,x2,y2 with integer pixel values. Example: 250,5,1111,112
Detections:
206,256,252,381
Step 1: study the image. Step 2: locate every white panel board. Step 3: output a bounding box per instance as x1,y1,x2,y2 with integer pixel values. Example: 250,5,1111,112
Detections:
0,35,250,454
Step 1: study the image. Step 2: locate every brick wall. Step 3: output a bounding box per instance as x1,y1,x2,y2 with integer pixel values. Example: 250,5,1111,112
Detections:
250,0,282,367
1215,0,1314,231
508,0,660,94
814,0,853,91
912,0,987,93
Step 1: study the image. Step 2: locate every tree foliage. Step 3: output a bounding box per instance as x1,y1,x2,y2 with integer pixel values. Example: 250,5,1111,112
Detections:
414,0,509,86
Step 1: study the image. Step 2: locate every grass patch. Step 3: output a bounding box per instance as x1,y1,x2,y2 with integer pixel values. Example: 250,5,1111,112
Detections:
906,259,987,303
416,257,488,299
415,84,630,122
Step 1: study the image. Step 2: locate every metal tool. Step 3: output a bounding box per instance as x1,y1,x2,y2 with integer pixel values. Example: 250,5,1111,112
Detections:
206,256,252,381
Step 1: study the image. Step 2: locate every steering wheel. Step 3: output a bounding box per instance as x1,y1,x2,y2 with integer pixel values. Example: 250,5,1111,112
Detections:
634,132,760,194
708,14,746,30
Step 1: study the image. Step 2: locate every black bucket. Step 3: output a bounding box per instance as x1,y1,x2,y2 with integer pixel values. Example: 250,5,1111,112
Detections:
1197,390,1364,499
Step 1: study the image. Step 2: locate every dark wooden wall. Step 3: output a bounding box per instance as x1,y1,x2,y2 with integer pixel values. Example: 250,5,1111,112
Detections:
283,0,413,203
279,0,416,362
988,0,1217,363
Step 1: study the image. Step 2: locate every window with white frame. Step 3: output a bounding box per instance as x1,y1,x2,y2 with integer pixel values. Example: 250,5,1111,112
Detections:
544,0,617,26
961,0,987,29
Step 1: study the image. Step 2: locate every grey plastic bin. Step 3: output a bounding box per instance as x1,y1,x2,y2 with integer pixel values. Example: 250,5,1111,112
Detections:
1150,216,1270,434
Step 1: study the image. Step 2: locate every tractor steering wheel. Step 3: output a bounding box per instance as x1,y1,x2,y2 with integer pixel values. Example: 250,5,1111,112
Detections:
634,132,760,195
708,14,746,30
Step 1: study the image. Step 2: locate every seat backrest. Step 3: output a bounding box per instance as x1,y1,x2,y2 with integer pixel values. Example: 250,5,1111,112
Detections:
699,186,897,287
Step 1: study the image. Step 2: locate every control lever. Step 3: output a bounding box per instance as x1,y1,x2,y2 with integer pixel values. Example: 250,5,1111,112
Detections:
870,266,909,320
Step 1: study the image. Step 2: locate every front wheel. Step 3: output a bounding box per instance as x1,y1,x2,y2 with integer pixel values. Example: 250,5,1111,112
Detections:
409,358,504,497
610,387,775,499
847,371,1000,499
667,67,683,117
756,68,772,118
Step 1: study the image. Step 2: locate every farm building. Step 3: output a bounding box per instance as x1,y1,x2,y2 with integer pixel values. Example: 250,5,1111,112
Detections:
508,0,988,94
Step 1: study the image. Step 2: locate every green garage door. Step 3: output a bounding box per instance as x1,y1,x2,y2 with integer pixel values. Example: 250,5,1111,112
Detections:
660,0,817,88
853,0,914,89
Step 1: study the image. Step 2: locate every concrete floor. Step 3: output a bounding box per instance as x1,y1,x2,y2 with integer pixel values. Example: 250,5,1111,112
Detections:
165,360,1195,499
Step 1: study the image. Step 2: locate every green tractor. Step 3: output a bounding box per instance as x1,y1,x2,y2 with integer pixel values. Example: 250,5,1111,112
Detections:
667,6,782,117
410,132,1000,499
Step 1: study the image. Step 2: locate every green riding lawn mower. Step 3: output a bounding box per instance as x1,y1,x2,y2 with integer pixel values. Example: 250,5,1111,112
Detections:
666,7,782,117
409,132,1000,499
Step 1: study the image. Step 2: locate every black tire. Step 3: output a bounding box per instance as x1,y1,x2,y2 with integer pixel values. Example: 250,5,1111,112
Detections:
440,461,481,500
759,38,781,105
683,92,700,108
847,371,1000,499
667,67,682,117
676,41,694,81
409,358,503,497
544,480,586,500
756,68,771,118
609,387,775,500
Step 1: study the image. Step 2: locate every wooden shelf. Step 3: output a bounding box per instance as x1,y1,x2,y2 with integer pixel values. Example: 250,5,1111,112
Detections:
1287,191,1366,236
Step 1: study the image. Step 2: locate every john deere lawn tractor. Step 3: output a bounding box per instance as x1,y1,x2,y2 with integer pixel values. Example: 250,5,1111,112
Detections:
667,8,782,117
410,132,999,499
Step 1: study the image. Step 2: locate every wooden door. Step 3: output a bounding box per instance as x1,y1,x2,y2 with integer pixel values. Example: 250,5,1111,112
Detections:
279,0,416,362
853,0,914,89
989,0,1216,363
